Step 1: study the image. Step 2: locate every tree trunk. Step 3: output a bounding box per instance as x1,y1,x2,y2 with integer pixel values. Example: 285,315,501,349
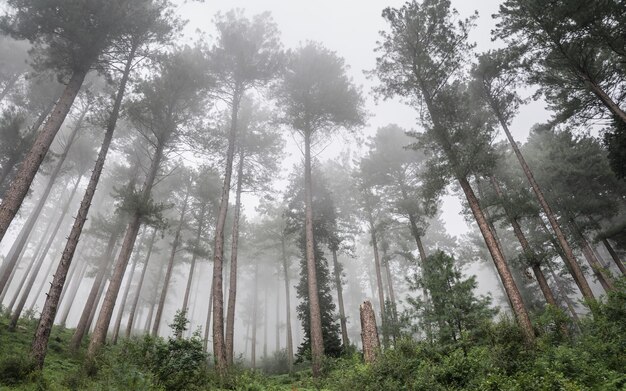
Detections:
112,227,146,343
457,176,535,343
182,203,207,312
280,236,293,372
86,139,164,361
0,69,87,243
263,284,268,360
569,219,614,292
603,239,626,276
251,260,259,369
153,188,190,336
9,176,81,330
6,208,56,312
203,278,214,352
359,301,380,364
0,107,86,294
368,216,387,345
70,232,118,352
226,148,245,364
303,130,325,377
31,52,136,367
144,260,166,334
126,228,157,338
211,89,241,374
331,247,349,347
57,255,88,326
275,276,280,352
547,263,581,327
489,176,558,307
488,105,594,300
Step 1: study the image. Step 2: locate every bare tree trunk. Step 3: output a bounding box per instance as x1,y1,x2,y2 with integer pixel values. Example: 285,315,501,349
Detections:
182,204,207,312
31,49,136,368
211,89,241,375
602,239,626,276
569,219,614,292
126,228,157,338
489,176,558,307
0,69,87,243
275,276,280,353
9,176,81,329
0,108,85,294
381,245,398,343
280,236,293,372
6,209,56,312
57,256,88,326
488,104,594,300
457,176,535,343
331,247,349,347
112,227,147,343
226,148,245,364
368,215,387,345
263,284,268,360
547,264,581,326
251,260,258,369
359,301,380,364
153,188,190,336
87,139,164,361
203,278,214,352
145,261,166,335
303,130,325,376
70,232,118,352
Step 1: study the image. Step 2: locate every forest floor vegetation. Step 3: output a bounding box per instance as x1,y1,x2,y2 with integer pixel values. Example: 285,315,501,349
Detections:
0,281,625,390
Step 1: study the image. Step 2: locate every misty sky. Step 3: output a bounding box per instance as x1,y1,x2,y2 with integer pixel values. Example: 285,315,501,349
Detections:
176,0,551,238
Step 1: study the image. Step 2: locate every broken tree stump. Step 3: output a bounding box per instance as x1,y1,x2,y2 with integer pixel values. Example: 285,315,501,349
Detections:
360,300,380,364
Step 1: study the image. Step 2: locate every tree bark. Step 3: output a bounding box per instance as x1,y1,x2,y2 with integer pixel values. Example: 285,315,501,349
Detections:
6,208,56,313
182,203,207,312
70,232,118,352
359,300,380,364
126,228,157,338
569,219,614,292
31,51,136,367
226,148,245,364
112,227,146,343
602,238,626,276
331,247,349,348
368,215,387,344
458,176,535,343
489,176,558,307
57,255,88,326
275,275,280,352
547,263,581,327
0,107,85,295
280,235,294,372
251,260,259,369
0,69,87,243
303,130,325,377
9,176,81,330
87,139,164,361
211,89,241,374
152,188,190,336
203,278,214,352
488,103,594,300
144,259,166,334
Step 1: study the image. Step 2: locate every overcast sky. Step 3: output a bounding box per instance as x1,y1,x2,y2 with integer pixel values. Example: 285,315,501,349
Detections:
176,0,551,238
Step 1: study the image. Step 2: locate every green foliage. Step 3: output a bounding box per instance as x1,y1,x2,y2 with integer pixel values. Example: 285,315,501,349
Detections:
406,250,497,346
0,355,36,386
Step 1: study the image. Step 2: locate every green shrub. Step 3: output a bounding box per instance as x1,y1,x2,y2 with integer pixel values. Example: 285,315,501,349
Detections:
0,355,36,386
